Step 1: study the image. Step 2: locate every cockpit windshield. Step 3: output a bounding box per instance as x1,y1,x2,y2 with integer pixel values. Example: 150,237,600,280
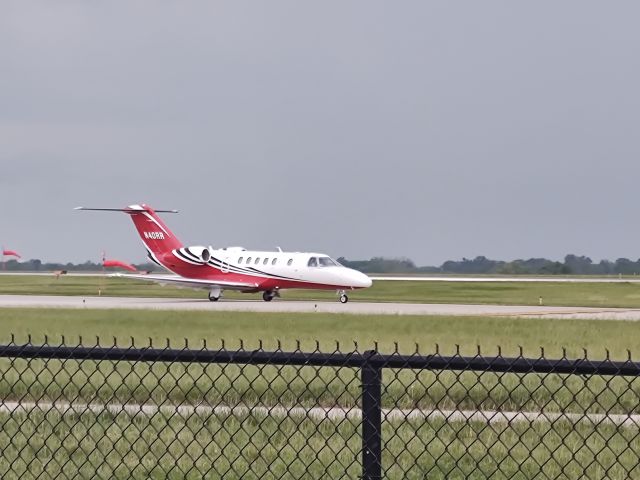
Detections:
308,256,338,267
318,257,337,267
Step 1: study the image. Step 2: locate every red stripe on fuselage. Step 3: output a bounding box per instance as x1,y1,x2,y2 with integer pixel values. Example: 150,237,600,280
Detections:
156,256,361,291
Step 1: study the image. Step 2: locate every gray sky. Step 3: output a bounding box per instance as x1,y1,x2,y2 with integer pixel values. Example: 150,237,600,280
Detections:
2,1,640,265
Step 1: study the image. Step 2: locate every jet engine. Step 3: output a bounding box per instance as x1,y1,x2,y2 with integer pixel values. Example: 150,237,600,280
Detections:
177,246,211,264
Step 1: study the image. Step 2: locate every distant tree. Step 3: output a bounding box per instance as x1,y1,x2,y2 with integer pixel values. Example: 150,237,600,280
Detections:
563,255,593,275
415,265,441,273
441,256,504,274
518,258,556,273
339,257,416,274
496,261,529,275
613,258,640,275
592,260,614,275
540,261,571,275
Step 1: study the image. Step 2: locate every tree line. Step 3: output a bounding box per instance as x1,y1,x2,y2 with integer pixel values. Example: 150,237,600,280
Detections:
4,254,640,275
338,255,640,275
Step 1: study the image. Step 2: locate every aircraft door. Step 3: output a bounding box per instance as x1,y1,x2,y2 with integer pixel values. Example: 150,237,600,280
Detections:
221,257,230,273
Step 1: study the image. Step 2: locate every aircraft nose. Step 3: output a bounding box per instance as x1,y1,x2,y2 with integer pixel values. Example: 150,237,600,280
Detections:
349,269,373,288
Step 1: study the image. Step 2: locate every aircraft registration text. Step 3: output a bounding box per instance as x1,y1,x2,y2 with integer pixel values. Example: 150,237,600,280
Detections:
144,232,165,240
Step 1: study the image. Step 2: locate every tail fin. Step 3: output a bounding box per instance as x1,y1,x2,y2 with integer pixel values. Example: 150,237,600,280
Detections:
75,204,182,262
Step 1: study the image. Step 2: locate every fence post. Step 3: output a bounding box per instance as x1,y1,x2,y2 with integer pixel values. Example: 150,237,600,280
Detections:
361,350,382,480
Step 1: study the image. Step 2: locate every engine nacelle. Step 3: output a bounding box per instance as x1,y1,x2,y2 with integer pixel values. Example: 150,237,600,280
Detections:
178,246,211,264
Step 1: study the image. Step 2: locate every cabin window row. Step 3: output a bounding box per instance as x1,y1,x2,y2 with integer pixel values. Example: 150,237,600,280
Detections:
237,257,294,266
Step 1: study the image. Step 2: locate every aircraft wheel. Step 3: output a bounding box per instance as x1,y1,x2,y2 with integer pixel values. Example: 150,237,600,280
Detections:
208,294,220,302
339,294,349,304
263,291,275,302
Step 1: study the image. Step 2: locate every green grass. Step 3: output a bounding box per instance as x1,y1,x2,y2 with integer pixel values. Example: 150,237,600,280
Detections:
4,274,640,307
3,354,638,414
1,411,636,479
0,308,639,478
0,410,637,479
0,308,638,415
0,307,637,358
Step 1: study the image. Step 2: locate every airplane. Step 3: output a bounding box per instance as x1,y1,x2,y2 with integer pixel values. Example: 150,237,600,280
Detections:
75,204,372,303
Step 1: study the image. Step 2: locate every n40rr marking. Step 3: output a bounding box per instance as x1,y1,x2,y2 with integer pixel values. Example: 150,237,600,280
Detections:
144,232,165,240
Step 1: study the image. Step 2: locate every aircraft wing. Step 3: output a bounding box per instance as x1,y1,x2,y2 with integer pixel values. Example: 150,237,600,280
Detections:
110,273,260,291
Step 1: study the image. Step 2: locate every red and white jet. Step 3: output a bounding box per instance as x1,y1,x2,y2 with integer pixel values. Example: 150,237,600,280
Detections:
76,204,372,303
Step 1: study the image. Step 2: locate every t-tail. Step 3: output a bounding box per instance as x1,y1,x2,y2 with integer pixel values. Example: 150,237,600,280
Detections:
74,204,183,267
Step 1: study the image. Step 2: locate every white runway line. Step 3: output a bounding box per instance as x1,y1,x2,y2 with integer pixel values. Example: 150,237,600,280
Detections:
2,294,640,320
370,276,640,283
1,399,637,428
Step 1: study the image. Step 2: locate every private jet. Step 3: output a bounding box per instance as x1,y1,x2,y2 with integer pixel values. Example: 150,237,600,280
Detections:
76,204,372,303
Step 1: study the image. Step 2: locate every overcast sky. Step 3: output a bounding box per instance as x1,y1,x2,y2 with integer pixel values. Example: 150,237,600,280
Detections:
2,1,639,265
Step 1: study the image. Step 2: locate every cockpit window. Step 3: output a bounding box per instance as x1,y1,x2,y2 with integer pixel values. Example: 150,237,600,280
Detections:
318,257,337,267
307,256,338,267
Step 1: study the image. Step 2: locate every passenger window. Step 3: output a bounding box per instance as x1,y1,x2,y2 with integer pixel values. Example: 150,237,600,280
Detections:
263,258,269,265
308,257,318,267
287,259,293,266
246,257,252,264
255,257,260,264
272,258,277,265
238,257,243,264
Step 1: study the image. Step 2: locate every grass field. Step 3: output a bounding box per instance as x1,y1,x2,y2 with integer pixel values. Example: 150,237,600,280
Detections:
2,285,639,478
4,274,640,307
0,308,638,411
0,410,636,479
0,307,637,358
0,307,638,478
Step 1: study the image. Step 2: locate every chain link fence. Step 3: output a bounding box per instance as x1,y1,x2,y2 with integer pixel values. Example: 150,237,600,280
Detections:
0,337,638,479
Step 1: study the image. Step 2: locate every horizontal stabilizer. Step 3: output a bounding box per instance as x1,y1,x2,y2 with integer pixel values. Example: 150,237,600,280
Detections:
74,206,179,213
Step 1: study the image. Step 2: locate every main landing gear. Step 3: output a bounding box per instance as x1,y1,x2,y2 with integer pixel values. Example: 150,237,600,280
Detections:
262,290,278,302
208,287,222,302
338,290,349,304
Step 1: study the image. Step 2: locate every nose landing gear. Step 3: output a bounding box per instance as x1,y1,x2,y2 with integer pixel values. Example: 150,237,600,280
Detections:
208,287,222,302
338,290,349,304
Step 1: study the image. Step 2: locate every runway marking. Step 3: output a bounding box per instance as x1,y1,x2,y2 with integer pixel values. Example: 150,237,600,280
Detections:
370,276,640,283
487,309,640,317
1,399,637,428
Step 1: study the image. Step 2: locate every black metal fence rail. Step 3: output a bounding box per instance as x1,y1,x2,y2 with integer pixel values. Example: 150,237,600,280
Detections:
3,341,640,375
0,338,639,479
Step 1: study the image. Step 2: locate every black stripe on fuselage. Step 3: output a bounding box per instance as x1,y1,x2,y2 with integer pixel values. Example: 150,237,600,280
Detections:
174,249,203,265
144,247,163,267
182,247,203,262
207,256,299,281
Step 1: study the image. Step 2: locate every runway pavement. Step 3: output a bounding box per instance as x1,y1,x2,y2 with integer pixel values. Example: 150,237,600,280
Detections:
2,294,640,320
